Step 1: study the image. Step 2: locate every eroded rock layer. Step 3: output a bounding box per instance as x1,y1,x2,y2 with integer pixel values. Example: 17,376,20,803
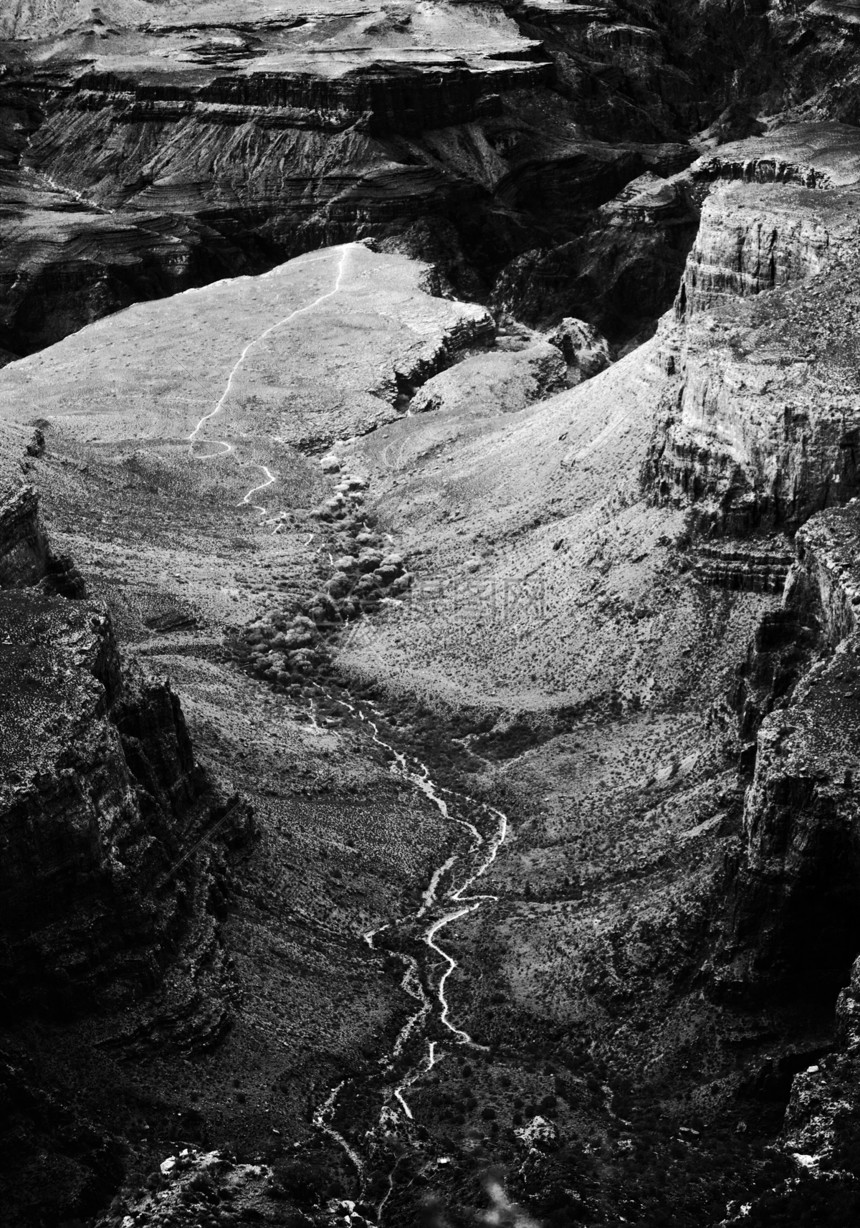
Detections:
0,475,247,1017
0,0,825,356
644,149,860,536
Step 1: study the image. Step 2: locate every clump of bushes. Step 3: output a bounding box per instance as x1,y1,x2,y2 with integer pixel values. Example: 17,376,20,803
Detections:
238,469,412,691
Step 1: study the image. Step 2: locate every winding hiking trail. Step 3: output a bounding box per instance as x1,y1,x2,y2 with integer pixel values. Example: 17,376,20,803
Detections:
184,244,508,1217
311,689,509,1221
187,243,357,514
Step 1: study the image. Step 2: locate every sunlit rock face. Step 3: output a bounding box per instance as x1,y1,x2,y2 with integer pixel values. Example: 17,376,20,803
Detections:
641,127,860,537
0,0,795,356
0,0,551,354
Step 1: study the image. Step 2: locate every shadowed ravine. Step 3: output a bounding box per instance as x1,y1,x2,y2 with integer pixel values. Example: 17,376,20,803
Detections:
309,690,509,1221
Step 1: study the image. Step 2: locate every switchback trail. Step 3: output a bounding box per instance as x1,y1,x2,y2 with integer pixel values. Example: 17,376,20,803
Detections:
310,688,508,1222
187,243,358,514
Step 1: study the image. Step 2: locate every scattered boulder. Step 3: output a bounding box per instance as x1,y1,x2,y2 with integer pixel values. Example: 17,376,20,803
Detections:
546,317,613,383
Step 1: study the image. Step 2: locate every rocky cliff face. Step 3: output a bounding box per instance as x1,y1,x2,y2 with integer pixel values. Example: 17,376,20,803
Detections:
715,505,860,1006
0,484,49,586
677,180,860,998
643,135,860,535
492,164,700,339
0,481,84,594
0,2,550,354
0,481,248,1016
779,952,860,1183
0,0,816,357
713,508,860,1220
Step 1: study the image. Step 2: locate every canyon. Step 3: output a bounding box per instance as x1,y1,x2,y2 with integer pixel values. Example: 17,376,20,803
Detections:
4,2,860,1227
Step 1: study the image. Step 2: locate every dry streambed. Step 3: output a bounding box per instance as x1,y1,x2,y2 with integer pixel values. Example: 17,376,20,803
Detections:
227,457,511,1220
309,690,508,1219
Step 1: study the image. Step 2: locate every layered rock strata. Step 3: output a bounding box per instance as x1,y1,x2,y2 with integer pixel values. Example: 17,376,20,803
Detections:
492,165,700,339
0,0,809,356
0,480,248,1016
716,507,860,1220
0,1,551,353
645,170,860,535
717,505,860,1004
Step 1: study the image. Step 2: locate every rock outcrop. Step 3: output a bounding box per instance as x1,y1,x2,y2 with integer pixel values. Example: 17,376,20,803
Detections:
693,538,795,593
644,166,860,536
545,316,613,382
0,584,250,1014
92,1147,287,1228
0,474,250,1016
0,482,84,594
715,504,860,1004
492,164,700,340
0,0,816,356
0,170,251,356
690,121,860,190
409,338,567,415
0,484,49,587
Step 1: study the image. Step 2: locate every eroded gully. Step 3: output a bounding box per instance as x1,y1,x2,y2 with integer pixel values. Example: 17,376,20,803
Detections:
187,242,509,1218
309,690,508,1221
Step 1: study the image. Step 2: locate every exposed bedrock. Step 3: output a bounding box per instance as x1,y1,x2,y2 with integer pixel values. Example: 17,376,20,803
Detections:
491,166,700,340
0,5,553,353
409,337,567,415
712,506,860,1218
0,171,253,357
516,0,773,140
689,121,860,190
0,483,250,1017
0,484,49,587
0,481,84,594
766,0,860,127
715,505,860,1005
644,174,860,535
776,952,860,1192
5,4,860,363
0,589,241,1014
677,184,842,320
0,0,813,356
